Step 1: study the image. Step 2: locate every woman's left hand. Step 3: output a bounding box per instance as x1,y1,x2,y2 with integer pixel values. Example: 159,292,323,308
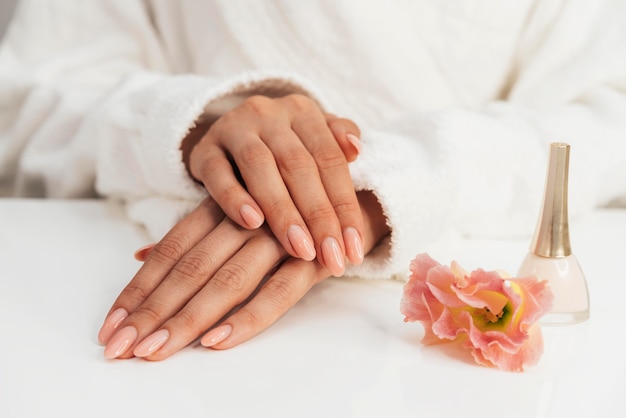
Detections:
97,197,331,360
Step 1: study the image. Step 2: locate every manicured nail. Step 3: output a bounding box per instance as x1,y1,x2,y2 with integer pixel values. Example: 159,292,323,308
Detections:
134,243,156,261
287,224,316,261
346,133,361,154
201,324,233,348
104,326,137,359
240,204,264,229
343,227,364,265
321,237,345,277
133,329,169,358
97,308,128,344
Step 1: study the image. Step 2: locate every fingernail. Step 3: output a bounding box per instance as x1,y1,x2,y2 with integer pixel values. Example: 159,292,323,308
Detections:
343,227,364,265
346,133,361,154
287,224,316,261
134,243,156,261
201,324,233,348
240,204,264,229
97,307,128,344
104,326,137,359
322,237,345,277
133,329,169,358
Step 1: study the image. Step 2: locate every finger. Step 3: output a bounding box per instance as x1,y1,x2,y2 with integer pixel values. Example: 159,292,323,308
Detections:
325,114,361,163
190,139,265,230
262,125,347,275
103,218,254,359
225,130,317,263
134,231,286,360
203,257,329,350
97,198,223,346
289,105,365,268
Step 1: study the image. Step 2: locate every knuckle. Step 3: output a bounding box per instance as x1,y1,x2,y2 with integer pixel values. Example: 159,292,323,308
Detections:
330,195,359,216
212,111,238,134
233,268,314,330
263,195,297,220
278,147,316,174
152,234,188,265
134,302,166,324
262,275,297,308
172,253,213,285
174,307,202,330
216,183,244,207
122,283,151,304
283,94,315,111
242,95,274,115
301,202,336,225
196,160,247,204
313,148,347,170
237,142,273,170
236,305,270,328
197,153,229,180
210,262,249,296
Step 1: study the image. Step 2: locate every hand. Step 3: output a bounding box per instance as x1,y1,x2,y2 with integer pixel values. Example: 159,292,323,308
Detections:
97,191,389,361
181,94,363,277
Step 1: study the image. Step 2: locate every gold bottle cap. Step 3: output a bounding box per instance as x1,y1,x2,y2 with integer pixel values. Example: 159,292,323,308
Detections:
530,142,572,257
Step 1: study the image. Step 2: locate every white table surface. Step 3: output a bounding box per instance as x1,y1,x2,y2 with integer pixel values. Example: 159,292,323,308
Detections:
1,198,624,418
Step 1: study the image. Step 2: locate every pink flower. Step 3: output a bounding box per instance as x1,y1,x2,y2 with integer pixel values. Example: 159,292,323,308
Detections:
400,253,553,372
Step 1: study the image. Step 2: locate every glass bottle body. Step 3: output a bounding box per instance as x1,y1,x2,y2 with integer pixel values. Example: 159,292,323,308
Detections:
518,252,590,325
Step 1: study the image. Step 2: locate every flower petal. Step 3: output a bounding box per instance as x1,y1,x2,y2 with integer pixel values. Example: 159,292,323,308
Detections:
454,269,506,308
401,254,444,323
426,266,468,309
432,307,466,341
472,324,545,372
504,279,553,334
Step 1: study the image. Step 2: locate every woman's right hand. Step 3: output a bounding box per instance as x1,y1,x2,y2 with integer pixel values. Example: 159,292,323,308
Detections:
181,94,363,277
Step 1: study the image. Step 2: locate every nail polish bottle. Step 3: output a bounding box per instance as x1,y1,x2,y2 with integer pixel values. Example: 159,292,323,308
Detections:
517,142,590,325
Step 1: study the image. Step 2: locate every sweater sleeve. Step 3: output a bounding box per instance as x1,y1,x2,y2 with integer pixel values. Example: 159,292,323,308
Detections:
344,0,626,280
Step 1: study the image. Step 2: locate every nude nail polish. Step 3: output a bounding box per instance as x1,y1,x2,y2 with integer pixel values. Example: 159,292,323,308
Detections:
518,142,590,325
346,133,361,154
322,237,345,277
104,326,138,359
287,224,316,261
134,244,156,261
97,307,128,344
133,329,169,357
343,227,364,265
240,204,264,229
201,324,232,347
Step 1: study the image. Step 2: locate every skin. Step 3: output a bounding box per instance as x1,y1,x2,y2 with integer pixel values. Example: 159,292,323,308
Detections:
98,95,390,360
99,192,389,360
183,94,365,275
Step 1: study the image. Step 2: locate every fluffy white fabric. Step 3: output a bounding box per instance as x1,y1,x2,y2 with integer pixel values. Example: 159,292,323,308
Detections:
1,0,625,280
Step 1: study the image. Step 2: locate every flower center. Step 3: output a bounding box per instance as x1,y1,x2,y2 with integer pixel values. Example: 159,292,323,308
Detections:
475,307,504,323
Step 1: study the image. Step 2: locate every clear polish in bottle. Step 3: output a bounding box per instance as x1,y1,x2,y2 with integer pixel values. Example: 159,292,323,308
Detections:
518,142,590,325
